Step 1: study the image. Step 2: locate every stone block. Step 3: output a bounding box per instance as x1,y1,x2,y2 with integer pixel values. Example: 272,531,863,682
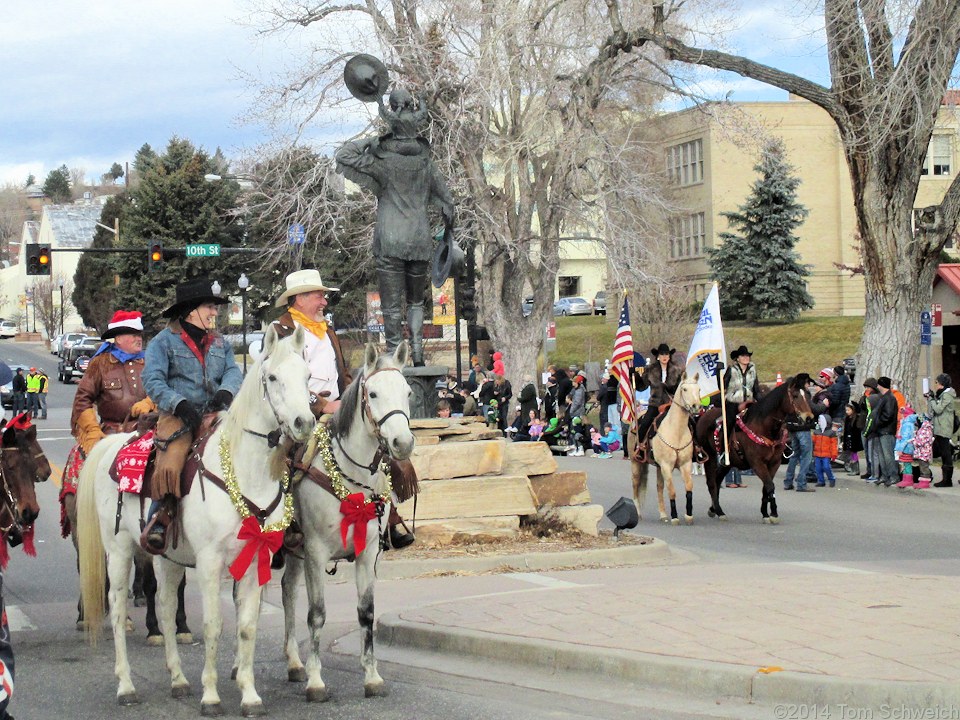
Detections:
410,439,504,480
502,441,557,476
528,471,591,508
396,475,535,519
549,504,603,536
414,435,440,446
414,516,520,545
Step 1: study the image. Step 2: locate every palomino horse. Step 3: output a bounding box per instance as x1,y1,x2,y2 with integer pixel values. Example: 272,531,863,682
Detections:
630,373,702,524
281,342,415,701
694,374,813,523
0,415,51,554
78,325,314,715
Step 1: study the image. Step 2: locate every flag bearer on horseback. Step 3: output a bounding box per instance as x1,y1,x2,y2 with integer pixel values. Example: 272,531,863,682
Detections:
140,279,243,553
271,269,416,550
634,343,684,460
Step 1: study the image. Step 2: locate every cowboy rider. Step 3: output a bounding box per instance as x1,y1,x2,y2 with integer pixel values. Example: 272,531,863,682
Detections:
271,269,416,549
140,278,242,553
633,343,684,458
720,345,762,483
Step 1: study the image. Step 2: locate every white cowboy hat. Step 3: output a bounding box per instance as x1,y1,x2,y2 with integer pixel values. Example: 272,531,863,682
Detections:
275,269,340,308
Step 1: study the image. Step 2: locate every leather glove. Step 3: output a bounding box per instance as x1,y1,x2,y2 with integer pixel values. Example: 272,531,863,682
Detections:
309,390,331,417
209,389,234,412
130,397,156,418
75,408,105,456
174,400,202,431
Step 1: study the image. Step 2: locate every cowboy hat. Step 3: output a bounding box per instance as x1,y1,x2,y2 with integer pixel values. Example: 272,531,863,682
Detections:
161,278,228,318
275,269,340,308
651,343,675,357
102,310,144,340
343,54,390,103
730,345,752,359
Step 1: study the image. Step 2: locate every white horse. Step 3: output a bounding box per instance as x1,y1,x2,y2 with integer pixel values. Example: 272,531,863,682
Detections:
280,342,415,701
631,373,702,524
77,325,314,716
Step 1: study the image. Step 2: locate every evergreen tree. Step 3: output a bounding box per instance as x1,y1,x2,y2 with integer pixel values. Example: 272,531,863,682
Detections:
42,165,72,204
110,137,256,332
73,194,129,332
708,139,813,323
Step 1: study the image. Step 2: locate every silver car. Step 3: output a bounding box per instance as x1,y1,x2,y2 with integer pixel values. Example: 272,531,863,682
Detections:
553,297,593,316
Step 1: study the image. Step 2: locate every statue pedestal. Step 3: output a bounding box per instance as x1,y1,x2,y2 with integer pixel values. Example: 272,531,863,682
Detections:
403,365,447,419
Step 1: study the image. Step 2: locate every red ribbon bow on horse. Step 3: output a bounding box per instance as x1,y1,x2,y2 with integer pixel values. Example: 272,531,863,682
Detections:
229,515,285,586
340,492,377,556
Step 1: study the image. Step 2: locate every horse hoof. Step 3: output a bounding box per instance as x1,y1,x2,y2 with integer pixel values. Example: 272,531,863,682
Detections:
288,667,307,683
762,517,773,524
125,618,134,632
201,702,225,717
146,634,164,647
684,515,694,525
364,682,389,698
231,667,238,681
117,691,139,706
133,596,147,608
241,702,267,717
76,620,87,632
171,683,191,699
719,515,728,521
176,632,194,645
707,509,717,518
306,686,329,703
769,517,780,525
659,516,669,524
670,518,680,526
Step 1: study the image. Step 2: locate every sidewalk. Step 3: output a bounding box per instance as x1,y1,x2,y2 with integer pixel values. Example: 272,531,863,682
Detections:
373,547,960,711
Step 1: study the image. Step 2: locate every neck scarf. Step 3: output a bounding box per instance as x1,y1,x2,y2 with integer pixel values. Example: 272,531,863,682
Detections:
92,341,145,363
289,308,327,340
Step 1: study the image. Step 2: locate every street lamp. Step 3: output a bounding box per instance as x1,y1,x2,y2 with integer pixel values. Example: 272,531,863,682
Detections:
238,273,249,373
59,283,64,336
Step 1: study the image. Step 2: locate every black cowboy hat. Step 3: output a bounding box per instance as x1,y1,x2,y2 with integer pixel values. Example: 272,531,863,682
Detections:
344,54,390,103
162,277,228,318
651,343,675,357
730,345,753,360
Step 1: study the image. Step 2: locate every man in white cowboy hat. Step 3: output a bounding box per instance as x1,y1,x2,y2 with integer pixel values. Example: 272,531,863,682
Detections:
272,269,350,416
273,269,416,550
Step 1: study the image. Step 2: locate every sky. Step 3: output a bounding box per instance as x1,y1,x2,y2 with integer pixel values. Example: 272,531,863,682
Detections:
0,0,832,187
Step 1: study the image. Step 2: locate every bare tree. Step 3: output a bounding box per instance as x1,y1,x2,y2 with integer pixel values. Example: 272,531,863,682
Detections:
0,184,31,266
604,0,960,394
69,167,87,198
247,0,681,384
31,278,73,342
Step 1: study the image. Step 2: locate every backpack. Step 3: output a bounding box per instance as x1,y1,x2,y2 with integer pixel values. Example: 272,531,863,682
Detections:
953,411,960,435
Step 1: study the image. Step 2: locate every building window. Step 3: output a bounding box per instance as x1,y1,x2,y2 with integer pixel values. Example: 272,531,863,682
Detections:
665,139,704,186
922,135,952,177
558,276,580,297
669,212,706,259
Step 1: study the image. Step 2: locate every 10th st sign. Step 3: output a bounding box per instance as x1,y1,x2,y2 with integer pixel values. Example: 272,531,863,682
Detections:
185,243,221,257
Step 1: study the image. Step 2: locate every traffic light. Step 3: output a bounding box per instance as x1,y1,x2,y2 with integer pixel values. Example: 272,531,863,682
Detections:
26,244,51,276
459,286,477,323
148,242,163,271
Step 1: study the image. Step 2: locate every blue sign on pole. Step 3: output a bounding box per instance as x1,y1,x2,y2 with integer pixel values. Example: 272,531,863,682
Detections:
288,224,306,245
921,310,932,345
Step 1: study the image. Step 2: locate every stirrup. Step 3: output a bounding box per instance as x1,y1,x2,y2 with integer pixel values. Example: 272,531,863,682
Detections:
140,515,168,556
382,524,415,551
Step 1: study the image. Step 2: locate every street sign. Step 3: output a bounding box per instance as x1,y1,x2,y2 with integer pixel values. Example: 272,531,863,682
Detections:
288,224,306,245
185,244,221,257
921,332,932,346
920,310,932,346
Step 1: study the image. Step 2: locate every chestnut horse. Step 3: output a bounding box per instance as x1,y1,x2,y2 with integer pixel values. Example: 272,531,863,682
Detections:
694,374,813,523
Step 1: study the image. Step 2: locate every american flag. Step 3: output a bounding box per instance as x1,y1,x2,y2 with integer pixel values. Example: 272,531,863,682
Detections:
611,298,636,422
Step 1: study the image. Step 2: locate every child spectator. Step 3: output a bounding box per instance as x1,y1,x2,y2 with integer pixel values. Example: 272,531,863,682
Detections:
437,399,452,418
529,413,545,439
842,402,864,476
813,404,839,487
910,413,935,489
568,417,588,456
592,422,622,459
485,398,499,428
894,405,919,488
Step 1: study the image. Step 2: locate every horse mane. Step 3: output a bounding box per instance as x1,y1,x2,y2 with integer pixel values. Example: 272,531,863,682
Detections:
742,378,792,423
328,352,398,439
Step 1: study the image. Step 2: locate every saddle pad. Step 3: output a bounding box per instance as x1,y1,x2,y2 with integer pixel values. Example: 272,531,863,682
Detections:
109,431,155,494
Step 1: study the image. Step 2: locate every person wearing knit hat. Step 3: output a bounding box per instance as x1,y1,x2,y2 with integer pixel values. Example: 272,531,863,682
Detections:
492,351,505,376
926,373,957,487
864,375,899,486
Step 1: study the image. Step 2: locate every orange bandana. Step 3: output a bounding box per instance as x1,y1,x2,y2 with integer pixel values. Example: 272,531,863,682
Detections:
289,308,328,340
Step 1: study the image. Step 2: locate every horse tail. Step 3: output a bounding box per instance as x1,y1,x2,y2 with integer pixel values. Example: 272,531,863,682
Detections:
628,429,648,518
77,442,107,645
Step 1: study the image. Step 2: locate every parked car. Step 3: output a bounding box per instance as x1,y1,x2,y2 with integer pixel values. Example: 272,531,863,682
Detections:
553,297,593,316
842,357,856,383
223,331,266,354
0,365,30,409
59,332,88,356
0,321,17,339
58,340,101,383
51,333,64,353
593,291,606,316
521,297,534,317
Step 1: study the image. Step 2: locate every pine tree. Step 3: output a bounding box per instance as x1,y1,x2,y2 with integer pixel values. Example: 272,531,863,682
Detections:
42,165,72,204
708,139,813,323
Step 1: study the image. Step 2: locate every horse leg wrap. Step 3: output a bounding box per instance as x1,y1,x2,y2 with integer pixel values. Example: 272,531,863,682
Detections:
685,490,693,518
669,498,678,520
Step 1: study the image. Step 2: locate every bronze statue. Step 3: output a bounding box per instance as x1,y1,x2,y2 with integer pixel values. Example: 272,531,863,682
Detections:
336,54,455,367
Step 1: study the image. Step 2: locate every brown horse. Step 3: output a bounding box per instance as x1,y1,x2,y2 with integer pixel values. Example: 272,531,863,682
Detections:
694,374,813,523
0,417,51,550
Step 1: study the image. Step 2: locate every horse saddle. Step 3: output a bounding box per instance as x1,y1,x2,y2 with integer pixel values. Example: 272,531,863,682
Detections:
633,405,671,463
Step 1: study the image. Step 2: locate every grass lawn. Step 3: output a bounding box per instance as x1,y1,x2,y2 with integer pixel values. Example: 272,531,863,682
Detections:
550,315,865,384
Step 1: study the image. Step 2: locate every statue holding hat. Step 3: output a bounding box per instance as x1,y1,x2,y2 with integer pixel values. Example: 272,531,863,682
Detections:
335,53,455,366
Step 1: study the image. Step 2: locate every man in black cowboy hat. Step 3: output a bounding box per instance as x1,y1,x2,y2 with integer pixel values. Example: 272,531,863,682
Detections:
634,343,684,458
140,278,243,553
720,345,762,487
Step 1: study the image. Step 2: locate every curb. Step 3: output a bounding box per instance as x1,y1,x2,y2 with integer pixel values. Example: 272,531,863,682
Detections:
323,536,672,583
376,616,960,710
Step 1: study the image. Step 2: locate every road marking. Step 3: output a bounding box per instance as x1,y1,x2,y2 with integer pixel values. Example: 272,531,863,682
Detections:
49,461,62,488
6,605,36,631
791,561,875,575
505,572,588,589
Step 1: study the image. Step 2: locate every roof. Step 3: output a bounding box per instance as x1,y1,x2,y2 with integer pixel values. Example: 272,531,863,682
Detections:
944,89,960,106
43,204,103,248
934,264,960,295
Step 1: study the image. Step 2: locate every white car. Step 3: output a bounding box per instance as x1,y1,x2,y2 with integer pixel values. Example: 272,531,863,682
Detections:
0,321,17,339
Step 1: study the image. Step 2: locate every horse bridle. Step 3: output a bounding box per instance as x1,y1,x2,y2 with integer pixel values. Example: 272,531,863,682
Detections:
244,365,293,448
335,366,410,475
0,442,36,535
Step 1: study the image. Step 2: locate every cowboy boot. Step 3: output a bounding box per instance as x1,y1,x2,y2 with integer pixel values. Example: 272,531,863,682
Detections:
383,506,414,550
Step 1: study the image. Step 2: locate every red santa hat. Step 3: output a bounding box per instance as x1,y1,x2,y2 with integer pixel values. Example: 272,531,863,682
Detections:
101,310,144,340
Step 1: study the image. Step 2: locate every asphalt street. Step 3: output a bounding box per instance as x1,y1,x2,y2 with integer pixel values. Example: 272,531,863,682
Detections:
4,338,960,719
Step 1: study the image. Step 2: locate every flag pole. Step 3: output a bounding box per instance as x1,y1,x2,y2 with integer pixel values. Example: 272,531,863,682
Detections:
717,360,730,462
